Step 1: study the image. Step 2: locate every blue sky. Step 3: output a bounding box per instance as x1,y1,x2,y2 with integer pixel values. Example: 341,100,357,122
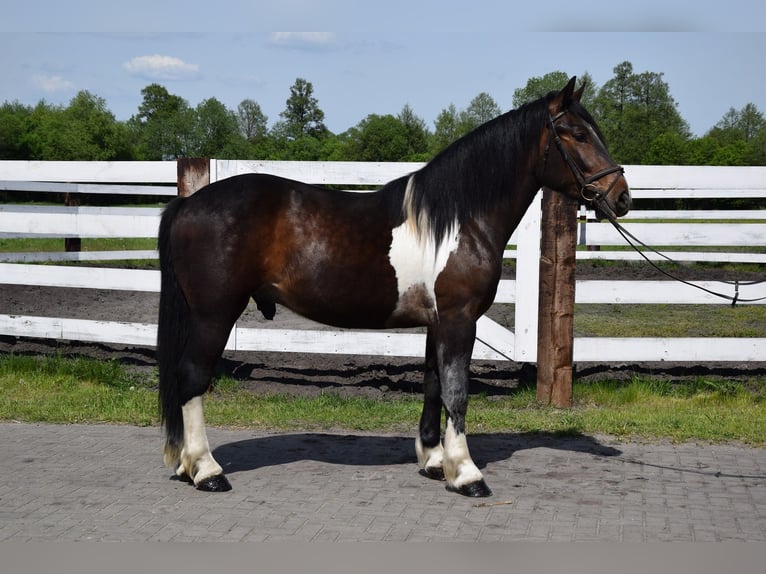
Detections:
2,1,765,137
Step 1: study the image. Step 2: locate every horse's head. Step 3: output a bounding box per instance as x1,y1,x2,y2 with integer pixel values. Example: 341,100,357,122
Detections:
538,77,631,220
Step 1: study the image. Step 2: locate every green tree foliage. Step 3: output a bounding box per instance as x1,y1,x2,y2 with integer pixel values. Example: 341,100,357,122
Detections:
2,69,765,170
0,101,33,159
460,92,502,131
128,84,192,160
432,104,461,153
431,92,502,154
343,114,412,161
23,91,130,160
278,78,328,139
592,61,690,164
237,99,268,141
190,98,244,158
397,104,430,161
340,106,429,162
512,71,596,109
705,104,766,165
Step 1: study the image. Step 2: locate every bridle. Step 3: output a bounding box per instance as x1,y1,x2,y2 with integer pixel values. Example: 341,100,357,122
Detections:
543,111,766,305
543,110,624,212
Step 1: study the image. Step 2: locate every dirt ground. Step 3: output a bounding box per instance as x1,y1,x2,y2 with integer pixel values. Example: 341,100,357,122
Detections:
1,261,764,398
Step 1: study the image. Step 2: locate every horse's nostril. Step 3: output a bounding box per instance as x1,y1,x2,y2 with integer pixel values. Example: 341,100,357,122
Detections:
617,191,631,215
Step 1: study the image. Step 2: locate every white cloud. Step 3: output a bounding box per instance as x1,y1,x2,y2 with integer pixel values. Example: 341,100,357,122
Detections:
123,55,199,81
33,74,74,93
270,32,337,49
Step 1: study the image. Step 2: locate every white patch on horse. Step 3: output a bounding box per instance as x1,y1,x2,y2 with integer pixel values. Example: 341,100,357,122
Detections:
179,396,223,485
416,437,444,474
388,175,460,321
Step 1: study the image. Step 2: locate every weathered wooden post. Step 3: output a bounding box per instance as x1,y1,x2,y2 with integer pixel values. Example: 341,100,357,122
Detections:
177,158,210,197
536,187,578,407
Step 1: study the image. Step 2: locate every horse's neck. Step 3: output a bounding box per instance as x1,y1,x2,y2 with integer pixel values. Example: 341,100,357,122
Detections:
472,173,542,253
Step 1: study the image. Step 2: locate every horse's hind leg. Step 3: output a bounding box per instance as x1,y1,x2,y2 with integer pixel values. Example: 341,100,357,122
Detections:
168,321,234,491
417,330,445,480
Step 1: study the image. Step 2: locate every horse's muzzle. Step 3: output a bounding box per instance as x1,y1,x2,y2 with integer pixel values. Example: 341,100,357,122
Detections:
614,190,631,217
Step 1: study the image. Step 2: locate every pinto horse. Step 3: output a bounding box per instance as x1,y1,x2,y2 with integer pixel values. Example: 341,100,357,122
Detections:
158,77,630,497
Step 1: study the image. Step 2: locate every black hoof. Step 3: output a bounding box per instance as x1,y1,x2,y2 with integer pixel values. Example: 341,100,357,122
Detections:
447,479,493,497
173,471,194,484
196,474,232,492
420,467,446,481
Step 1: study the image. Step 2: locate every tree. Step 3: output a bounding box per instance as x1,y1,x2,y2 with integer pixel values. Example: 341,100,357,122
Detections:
592,61,690,164
0,101,33,159
25,91,130,160
746,130,766,165
343,114,411,161
432,104,461,154
397,104,430,160
135,83,185,123
697,103,766,167
711,103,765,143
190,97,242,157
129,84,193,160
459,92,502,133
430,92,503,155
279,78,328,139
237,99,268,141
643,132,691,165
737,103,765,142
512,71,595,109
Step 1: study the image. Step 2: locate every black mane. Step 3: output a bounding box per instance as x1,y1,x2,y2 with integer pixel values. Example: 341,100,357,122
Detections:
395,92,604,247
394,94,549,246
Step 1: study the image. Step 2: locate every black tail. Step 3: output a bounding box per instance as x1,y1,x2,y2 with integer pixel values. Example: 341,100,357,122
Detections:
157,197,188,463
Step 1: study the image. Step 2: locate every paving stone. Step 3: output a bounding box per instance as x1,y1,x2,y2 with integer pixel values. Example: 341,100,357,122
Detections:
1,422,765,541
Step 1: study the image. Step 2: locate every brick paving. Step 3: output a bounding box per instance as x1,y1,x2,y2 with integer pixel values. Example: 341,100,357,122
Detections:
1,422,765,542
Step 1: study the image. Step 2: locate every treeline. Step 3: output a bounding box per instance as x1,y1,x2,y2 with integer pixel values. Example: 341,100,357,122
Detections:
1,61,765,171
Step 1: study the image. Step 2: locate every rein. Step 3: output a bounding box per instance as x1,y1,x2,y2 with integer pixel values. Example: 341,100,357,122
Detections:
544,110,766,306
592,196,766,306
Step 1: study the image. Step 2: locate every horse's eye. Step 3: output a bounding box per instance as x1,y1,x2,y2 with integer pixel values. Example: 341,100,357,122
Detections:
574,132,588,143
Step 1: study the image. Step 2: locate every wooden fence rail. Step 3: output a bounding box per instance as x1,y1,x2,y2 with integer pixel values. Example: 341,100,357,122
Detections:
1,161,765,393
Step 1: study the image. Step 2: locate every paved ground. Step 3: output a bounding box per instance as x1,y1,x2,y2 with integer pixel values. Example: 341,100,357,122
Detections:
1,421,765,542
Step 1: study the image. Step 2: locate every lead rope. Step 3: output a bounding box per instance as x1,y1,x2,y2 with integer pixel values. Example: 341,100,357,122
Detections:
593,198,766,306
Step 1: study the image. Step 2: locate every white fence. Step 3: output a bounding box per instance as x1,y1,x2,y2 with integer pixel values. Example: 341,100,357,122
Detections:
0,160,764,363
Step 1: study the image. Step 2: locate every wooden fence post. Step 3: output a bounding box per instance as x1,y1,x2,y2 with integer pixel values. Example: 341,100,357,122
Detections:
177,158,210,197
536,188,578,407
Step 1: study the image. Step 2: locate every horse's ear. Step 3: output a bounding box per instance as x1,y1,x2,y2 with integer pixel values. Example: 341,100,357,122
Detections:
574,80,586,102
548,76,578,114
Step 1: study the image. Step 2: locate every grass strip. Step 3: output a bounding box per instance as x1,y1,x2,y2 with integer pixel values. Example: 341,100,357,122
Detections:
0,354,763,445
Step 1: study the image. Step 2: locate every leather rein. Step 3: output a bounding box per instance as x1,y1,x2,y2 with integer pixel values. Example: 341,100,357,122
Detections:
543,111,765,305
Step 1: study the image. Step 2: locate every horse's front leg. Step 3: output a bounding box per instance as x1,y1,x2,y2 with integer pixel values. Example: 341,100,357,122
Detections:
434,318,492,497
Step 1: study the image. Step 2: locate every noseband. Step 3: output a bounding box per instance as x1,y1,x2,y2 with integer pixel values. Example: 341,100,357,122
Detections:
543,110,624,205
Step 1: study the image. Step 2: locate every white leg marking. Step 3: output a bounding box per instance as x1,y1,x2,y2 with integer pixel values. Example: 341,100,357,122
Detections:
416,437,444,472
443,419,483,489
180,396,223,485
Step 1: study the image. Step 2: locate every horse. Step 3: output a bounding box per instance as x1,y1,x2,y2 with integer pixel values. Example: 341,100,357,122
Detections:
157,77,630,497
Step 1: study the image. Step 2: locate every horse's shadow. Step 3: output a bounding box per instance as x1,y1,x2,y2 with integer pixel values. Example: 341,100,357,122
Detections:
211,431,622,476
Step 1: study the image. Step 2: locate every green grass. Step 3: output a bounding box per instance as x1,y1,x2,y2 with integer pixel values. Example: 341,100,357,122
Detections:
1,354,763,445
0,237,156,253
574,303,766,338
487,303,766,338
0,354,157,425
